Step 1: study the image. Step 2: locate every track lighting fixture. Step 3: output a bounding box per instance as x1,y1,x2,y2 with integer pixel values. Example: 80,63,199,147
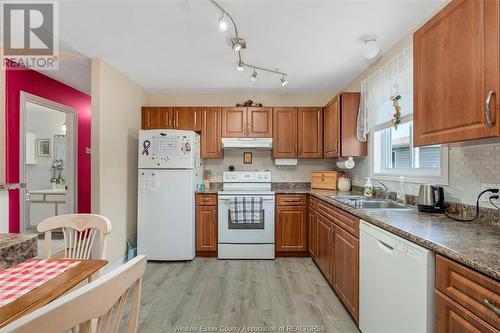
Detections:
280,75,288,87
231,38,246,52
209,0,288,86
250,69,257,82
218,13,228,32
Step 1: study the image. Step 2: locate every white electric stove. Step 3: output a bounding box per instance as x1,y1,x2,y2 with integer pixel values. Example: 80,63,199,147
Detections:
218,171,275,259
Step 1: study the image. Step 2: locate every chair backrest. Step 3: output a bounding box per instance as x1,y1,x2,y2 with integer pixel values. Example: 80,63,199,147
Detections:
1,255,147,333
37,214,112,260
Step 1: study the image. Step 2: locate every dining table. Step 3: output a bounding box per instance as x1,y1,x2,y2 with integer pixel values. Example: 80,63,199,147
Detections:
0,258,108,328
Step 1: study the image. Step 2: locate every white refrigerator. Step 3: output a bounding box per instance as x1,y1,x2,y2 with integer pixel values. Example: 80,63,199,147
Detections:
137,130,203,260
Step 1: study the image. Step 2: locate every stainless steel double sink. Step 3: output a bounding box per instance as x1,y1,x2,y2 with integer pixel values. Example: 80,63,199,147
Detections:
330,195,412,210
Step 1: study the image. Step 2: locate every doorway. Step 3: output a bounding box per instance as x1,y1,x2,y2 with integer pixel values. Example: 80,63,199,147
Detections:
19,92,77,232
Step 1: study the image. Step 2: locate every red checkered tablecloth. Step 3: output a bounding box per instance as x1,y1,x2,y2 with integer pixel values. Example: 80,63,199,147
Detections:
0,259,80,307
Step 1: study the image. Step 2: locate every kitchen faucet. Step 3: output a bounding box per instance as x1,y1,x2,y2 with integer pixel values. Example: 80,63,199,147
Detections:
372,180,390,199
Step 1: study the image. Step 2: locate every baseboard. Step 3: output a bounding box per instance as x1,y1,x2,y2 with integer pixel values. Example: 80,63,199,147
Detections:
196,251,217,257
276,251,310,257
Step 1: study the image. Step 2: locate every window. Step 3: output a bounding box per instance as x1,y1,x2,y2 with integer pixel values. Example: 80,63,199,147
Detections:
371,116,448,184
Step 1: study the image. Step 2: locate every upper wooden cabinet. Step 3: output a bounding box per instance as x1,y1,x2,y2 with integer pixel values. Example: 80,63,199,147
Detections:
141,107,172,129
173,107,201,131
201,107,222,159
298,107,323,158
413,0,500,146
221,107,273,138
273,107,298,158
324,97,340,157
221,107,246,137
141,106,201,131
324,93,366,158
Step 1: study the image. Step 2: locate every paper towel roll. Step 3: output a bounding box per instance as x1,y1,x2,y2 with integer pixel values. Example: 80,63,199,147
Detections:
336,157,355,169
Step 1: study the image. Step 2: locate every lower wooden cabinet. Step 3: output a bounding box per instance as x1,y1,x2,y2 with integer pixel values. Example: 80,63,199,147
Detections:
276,195,308,254
435,290,498,333
308,208,317,258
332,224,359,323
195,195,217,255
435,254,500,332
310,196,359,324
315,214,334,283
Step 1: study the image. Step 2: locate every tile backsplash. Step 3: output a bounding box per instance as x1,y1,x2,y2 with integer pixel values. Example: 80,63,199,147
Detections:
346,141,500,208
204,150,336,182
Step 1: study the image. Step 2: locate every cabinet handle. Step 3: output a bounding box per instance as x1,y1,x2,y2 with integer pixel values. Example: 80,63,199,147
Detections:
213,212,217,224
284,199,301,202
194,111,197,126
485,90,495,127
202,198,210,202
484,299,500,316
175,111,179,128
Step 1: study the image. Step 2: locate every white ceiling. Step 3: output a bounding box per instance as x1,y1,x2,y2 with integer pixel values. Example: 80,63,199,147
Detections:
57,0,445,94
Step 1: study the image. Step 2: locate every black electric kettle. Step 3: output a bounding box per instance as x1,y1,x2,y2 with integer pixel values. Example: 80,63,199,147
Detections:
417,185,445,213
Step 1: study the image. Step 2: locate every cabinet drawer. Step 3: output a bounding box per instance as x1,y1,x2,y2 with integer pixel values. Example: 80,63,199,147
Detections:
309,196,319,210
317,201,358,237
311,171,339,190
196,194,217,206
436,255,500,329
435,290,498,333
276,195,307,206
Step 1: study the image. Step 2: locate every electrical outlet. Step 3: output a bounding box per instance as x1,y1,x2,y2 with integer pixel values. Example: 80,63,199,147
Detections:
286,173,293,181
480,183,500,204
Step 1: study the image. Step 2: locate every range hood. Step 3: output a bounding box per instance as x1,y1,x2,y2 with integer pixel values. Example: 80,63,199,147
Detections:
222,138,272,149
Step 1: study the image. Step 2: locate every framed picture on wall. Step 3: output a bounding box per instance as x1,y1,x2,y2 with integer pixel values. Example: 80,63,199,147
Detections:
243,152,252,164
36,139,51,157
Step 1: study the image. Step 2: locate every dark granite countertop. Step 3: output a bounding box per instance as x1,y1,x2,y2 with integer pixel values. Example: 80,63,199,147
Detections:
308,189,500,281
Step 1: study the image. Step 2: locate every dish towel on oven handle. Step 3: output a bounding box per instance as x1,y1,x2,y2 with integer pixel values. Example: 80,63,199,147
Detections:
229,197,264,224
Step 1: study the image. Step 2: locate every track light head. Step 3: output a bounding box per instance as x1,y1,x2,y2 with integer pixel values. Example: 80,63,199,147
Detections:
280,75,288,87
231,38,246,52
218,13,228,32
250,69,257,82
236,62,245,71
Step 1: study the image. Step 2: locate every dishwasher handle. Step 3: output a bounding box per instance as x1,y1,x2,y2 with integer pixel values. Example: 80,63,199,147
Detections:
377,239,394,253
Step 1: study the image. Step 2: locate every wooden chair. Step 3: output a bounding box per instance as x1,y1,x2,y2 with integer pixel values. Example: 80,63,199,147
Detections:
1,255,147,333
37,214,112,260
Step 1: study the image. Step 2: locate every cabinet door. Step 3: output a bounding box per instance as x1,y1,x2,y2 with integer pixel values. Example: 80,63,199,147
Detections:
298,107,323,158
413,0,500,146
340,93,366,157
196,205,217,252
247,107,273,137
201,107,222,159
436,291,497,333
324,97,340,158
276,206,307,252
141,107,172,129
221,107,246,137
273,107,298,158
316,214,333,282
332,224,359,323
173,107,201,131
308,208,317,258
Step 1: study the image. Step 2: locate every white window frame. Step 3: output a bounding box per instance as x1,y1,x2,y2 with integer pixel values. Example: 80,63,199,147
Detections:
369,115,449,185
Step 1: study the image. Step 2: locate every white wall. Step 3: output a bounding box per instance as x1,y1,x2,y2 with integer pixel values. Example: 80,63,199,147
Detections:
25,106,66,190
341,4,500,207
0,66,7,232
91,59,149,263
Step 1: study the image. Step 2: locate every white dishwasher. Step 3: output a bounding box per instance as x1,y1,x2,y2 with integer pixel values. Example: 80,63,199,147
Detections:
359,220,435,333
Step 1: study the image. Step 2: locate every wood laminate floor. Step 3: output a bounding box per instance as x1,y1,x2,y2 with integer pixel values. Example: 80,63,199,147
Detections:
130,257,359,333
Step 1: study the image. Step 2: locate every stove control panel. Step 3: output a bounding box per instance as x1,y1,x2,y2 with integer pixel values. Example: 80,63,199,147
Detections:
223,171,271,183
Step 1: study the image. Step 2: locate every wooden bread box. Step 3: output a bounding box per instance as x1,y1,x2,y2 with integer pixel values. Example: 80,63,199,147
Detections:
311,171,340,190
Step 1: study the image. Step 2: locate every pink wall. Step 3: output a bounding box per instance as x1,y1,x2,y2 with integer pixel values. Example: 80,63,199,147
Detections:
5,60,91,233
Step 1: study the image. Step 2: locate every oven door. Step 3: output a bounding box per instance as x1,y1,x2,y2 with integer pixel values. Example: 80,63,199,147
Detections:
218,194,275,244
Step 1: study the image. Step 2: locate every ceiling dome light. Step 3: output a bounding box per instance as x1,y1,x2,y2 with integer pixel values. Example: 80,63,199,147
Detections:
231,38,246,52
363,35,380,59
280,75,288,87
218,14,228,32
236,62,244,71
250,69,257,82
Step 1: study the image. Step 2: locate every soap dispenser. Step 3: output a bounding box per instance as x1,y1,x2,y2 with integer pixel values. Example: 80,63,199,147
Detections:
363,177,373,197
